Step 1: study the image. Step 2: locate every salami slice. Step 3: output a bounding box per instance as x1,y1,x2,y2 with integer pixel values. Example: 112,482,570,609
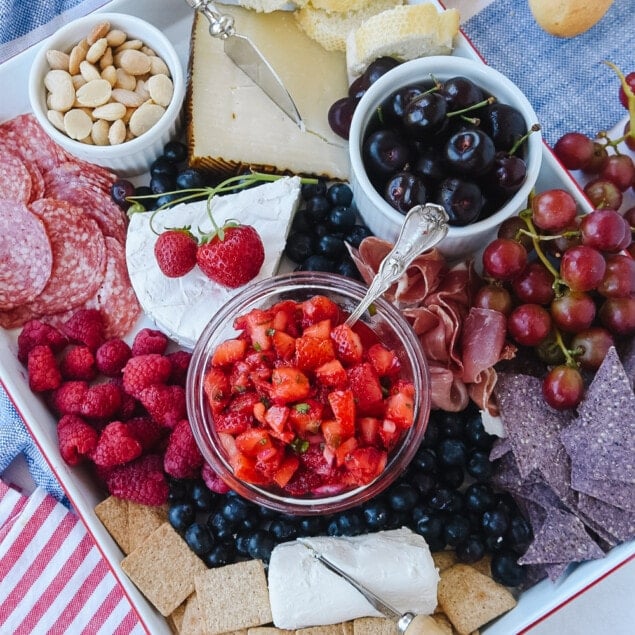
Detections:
27,198,107,314
44,161,116,196
0,200,52,310
0,153,32,203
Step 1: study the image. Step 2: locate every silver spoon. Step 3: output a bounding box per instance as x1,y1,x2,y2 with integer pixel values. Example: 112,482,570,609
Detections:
345,203,449,327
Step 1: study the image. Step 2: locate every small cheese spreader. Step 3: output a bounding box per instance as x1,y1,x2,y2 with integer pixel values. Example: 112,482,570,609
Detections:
184,0,303,127
298,539,448,635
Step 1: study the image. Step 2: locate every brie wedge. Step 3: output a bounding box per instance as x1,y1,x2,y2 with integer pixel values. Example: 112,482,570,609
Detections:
268,527,439,629
125,177,301,349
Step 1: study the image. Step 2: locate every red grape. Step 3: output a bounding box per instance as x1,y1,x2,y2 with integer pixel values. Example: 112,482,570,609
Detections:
583,179,623,211
598,254,635,298
511,261,555,305
618,71,635,109
560,245,606,291
482,238,528,281
599,154,635,191
473,284,513,315
599,296,635,336
542,366,584,410
581,142,609,174
507,304,552,346
571,327,614,370
550,291,596,333
623,121,635,152
544,221,581,258
531,189,578,232
579,208,629,252
624,206,635,227
553,132,594,170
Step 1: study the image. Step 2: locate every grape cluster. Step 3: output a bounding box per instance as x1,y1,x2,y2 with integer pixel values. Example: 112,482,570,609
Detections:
166,405,530,588
479,191,634,410
284,180,372,279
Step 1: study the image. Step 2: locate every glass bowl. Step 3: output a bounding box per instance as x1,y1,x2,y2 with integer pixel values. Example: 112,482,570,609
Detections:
186,271,431,515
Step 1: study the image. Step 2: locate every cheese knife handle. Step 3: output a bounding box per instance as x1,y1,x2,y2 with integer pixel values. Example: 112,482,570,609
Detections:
185,0,236,38
401,614,448,635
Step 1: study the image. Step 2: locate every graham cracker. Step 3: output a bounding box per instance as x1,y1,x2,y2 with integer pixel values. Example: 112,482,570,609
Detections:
431,551,458,572
121,522,207,616
352,617,397,635
127,500,168,552
168,600,187,634
248,628,295,634
95,496,130,554
296,623,353,635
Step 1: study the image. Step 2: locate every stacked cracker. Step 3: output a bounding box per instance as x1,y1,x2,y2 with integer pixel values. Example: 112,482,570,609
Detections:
97,496,517,635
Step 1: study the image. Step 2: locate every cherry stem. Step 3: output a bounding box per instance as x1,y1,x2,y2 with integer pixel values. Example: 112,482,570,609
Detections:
508,123,541,156
446,96,496,118
554,327,579,368
605,61,635,131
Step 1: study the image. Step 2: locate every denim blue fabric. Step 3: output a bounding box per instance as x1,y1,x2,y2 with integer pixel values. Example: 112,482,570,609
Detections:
463,0,635,145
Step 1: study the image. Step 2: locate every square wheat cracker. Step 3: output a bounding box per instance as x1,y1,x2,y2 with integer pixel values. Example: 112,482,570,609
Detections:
437,564,516,635
195,559,272,634
121,522,207,616
353,617,396,635
296,623,353,635
248,628,295,634
95,496,130,554
127,500,168,552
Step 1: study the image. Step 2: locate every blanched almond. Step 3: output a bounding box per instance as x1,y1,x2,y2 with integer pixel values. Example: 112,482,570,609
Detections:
101,65,117,86
48,84,76,112
92,101,127,121
129,102,165,136
115,38,143,52
147,74,173,107
118,49,151,76
99,46,114,70
115,67,136,91
79,60,101,82
71,74,87,90
44,69,73,92
87,21,110,46
91,118,110,145
45,49,70,71
108,118,126,145
64,108,93,140
134,78,150,101
141,46,156,56
149,55,170,77
47,109,66,132
86,37,108,64
68,39,88,75
76,78,112,107
106,29,127,47
111,88,145,108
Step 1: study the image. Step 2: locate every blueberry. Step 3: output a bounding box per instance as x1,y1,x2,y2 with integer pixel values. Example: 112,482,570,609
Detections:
411,448,438,474
313,222,331,239
326,517,341,536
344,224,373,248
491,552,527,587
298,516,324,536
304,195,331,221
437,438,467,467
155,192,180,208
176,168,206,190
362,500,390,530
328,206,356,232
466,450,493,481
336,511,364,536
387,483,419,512
335,259,361,280
191,481,215,512
485,534,507,552
456,535,486,564
110,179,135,210
167,478,190,504
429,487,463,514
207,512,236,541
204,541,236,568
438,412,465,438
168,503,195,533
327,183,353,207
134,185,153,198
184,522,215,556
258,504,279,520
464,483,496,514
507,514,533,553
235,530,252,556
269,519,298,542
221,496,251,523
163,141,188,163
414,512,444,542
301,180,327,200
246,530,275,562
482,509,510,537
409,471,436,497
151,155,177,178
439,465,464,489
411,503,433,524
150,173,175,194
317,235,346,260
421,418,440,448
444,514,471,547
300,254,337,273
285,231,315,263
463,413,494,449
291,208,314,233
386,510,410,530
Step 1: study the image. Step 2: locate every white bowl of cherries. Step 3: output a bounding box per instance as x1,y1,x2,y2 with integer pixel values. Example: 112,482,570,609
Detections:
347,56,543,261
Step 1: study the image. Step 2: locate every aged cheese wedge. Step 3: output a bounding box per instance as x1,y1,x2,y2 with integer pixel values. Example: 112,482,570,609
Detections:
187,6,350,180
125,177,301,349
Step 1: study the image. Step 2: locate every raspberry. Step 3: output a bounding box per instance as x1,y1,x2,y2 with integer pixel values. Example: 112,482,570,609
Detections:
127,416,166,452
80,383,123,420
131,328,169,356
167,350,192,386
57,414,98,466
17,319,67,363
59,345,96,380
50,380,89,415
122,354,172,399
95,339,132,376
91,421,143,468
102,454,169,505
61,309,105,351
28,345,62,392
108,378,138,420
139,384,186,429
164,419,204,479
201,462,230,494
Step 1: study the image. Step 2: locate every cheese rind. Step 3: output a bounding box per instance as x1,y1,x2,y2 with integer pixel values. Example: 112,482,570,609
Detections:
268,528,439,629
125,177,301,349
187,7,350,180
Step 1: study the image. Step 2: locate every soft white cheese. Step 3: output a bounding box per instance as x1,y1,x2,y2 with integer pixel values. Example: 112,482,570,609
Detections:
268,527,439,629
481,409,505,437
125,176,301,349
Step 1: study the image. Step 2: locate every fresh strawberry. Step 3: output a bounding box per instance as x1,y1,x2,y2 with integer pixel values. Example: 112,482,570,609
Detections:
289,400,323,436
315,358,348,388
367,342,401,377
214,411,251,435
269,366,311,404
327,389,356,436
122,354,172,398
80,382,123,420
102,453,169,505
295,335,336,371
51,380,89,415
131,328,169,356
264,404,290,434
57,414,98,466
272,454,300,488
197,223,265,288
59,345,96,381
272,330,296,360
321,419,346,448
358,417,381,446
344,447,387,483
164,419,204,479
154,229,198,278
302,319,332,340
95,339,132,376
91,421,143,467
18,319,67,363
204,367,231,414
330,323,363,365
139,384,187,428
27,345,62,392
210,338,247,367
61,309,105,351
385,385,416,428
234,308,274,351
335,436,359,467
301,295,340,327
347,362,384,415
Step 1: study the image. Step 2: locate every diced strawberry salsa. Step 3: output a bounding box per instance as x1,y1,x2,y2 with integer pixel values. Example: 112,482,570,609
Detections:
204,295,416,496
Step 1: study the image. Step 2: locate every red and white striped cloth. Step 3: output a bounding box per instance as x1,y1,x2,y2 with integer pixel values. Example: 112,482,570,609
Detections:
0,481,144,634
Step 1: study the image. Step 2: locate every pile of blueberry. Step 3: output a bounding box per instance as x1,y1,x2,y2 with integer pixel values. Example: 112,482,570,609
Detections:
284,180,373,279
167,404,531,588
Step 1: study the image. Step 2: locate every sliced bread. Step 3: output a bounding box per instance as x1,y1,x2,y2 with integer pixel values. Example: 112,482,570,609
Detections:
294,0,403,52
233,0,308,12
308,0,381,12
346,3,460,77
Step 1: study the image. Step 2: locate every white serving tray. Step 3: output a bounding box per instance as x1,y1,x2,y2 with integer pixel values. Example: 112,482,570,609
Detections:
1,1,633,633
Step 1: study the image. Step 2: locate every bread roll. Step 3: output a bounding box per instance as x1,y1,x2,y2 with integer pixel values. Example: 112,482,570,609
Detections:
527,0,614,37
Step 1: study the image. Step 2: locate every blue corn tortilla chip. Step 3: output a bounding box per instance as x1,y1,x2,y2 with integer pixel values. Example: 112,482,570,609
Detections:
570,468,635,512
575,493,635,544
489,436,512,461
518,507,605,566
